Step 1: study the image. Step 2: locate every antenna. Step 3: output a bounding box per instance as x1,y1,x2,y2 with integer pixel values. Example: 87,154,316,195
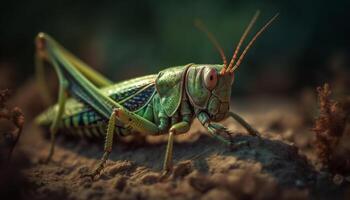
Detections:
194,19,228,72
227,10,260,72
230,13,279,73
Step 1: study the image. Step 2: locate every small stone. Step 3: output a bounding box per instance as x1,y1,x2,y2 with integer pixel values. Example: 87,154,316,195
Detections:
333,174,344,185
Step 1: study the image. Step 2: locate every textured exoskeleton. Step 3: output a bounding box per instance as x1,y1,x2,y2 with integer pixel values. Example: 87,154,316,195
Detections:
35,11,278,178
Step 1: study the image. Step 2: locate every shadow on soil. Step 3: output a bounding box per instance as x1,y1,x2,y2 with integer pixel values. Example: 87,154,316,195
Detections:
56,133,317,187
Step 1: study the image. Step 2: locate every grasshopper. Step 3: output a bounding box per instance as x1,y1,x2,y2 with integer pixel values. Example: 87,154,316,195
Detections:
35,11,278,178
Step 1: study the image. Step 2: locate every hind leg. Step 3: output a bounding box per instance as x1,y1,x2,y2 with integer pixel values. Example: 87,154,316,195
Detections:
35,33,118,162
86,106,161,178
87,109,117,178
36,39,69,162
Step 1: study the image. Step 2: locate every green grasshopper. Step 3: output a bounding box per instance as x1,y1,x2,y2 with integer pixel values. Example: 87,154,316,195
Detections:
35,11,278,178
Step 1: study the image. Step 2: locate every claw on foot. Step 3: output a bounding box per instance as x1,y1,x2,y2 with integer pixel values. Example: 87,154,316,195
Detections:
82,152,110,180
207,122,234,145
160,169,172,181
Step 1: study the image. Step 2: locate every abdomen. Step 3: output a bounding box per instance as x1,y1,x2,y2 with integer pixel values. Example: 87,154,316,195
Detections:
35,74,157,138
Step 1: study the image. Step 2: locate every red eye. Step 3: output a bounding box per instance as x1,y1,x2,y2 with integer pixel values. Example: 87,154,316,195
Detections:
203,67,218,90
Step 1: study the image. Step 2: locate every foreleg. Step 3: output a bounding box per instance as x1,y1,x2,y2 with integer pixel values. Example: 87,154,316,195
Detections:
197,112,232,145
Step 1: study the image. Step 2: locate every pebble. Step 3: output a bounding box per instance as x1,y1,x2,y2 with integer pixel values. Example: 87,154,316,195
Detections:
333,174,344,185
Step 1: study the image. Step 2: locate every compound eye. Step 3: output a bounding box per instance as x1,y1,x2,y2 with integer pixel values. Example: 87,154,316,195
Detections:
203,67,218,90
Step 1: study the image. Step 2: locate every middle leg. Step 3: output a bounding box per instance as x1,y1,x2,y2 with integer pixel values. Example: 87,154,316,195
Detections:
86,107,160,178
162,121,190,173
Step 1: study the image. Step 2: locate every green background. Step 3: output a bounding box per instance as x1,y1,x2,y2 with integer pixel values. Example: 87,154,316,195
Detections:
0,0,349,95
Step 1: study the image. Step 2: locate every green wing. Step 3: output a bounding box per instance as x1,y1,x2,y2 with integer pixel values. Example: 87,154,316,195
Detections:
36,77,157,127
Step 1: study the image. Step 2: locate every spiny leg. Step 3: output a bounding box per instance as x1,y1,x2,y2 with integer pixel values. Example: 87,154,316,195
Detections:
114,108,160,135
35,33,126,166
197,111,249,149
228,111,260,136
36,33,112,89
87,109,117,178
35,33,122,121
87,106,161,178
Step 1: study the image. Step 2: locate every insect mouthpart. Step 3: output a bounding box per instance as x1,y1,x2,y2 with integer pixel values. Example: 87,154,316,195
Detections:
207,95,230,122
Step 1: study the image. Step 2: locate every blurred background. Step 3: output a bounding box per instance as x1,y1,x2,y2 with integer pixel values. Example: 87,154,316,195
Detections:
1,2,349,199
0,0,349,96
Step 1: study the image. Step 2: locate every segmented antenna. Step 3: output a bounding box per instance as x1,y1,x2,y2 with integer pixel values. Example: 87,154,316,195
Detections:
194,19,228,71
227,10,260,73
230,13,279,73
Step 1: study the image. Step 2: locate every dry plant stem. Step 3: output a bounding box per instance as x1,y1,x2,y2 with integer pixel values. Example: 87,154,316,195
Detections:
0,89,25,162
312,83,349,172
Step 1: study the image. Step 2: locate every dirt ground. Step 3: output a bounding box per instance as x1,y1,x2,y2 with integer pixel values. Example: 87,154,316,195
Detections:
1,80,349,200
